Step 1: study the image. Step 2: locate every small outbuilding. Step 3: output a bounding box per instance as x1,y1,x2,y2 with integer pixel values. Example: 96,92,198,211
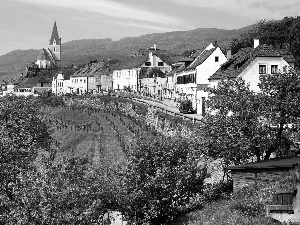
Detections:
227,156,300,223
226,156,300,191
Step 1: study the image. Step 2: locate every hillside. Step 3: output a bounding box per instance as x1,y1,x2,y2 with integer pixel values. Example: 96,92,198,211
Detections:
0,25,252,80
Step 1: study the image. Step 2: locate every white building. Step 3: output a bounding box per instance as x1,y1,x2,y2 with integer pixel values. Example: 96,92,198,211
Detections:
52,72,72,95
175,43,228,115
209,39,295,92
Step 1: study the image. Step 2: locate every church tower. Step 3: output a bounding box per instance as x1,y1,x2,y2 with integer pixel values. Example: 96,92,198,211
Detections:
48,21,61,66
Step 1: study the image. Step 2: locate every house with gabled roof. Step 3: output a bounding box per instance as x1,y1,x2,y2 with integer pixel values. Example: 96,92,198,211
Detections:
226,156,300,223
67,61,112,95
52,71,72,95
113,55,148,92
165,57,194,100
14,76,51,96
175,42,228,115
112,44,177,95
209,39,295,92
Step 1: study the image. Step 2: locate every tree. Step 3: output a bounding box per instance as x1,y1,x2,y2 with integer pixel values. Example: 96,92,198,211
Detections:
202,78,264,164
119,134,206,224
202,72,300,165
0,95,52,192
258,69,300,158
139,67,166,79
231,17,300,67
1,155,120,224
0,95,121,224
0,95,53,224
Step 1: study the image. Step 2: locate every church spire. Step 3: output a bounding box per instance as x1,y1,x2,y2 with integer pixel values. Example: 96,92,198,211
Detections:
49,21,60,45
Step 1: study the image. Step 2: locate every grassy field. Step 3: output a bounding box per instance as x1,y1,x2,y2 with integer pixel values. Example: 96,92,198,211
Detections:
173,199,283,225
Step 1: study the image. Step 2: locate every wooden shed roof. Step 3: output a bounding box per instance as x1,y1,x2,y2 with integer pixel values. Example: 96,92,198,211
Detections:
227,156,300,170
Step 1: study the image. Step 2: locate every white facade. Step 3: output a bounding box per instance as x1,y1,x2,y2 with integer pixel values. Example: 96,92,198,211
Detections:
141,77,167,98
175,45,227,115
166,75,175,99
36,59,51,69
140,53,172,73
112,47,173,93
196,47,227,114
70,76,88,94
52,73,72,95
238,57,292,92
209,57,293,92
113,68,139,92
175,70,197,108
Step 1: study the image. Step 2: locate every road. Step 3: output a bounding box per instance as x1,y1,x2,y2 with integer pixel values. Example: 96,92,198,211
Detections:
132,98,203,122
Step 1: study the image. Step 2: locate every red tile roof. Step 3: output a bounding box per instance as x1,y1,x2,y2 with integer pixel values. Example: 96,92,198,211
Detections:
227,156,300,170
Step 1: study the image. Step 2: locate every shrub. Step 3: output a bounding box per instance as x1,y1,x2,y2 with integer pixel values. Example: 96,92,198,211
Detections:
202,181,233,202
119,134,207,224
230,185,266,217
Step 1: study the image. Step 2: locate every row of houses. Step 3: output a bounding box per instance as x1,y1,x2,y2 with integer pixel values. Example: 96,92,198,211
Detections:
32,22,295,116
52,61,112,95
3,38,294,117
110,40,295,115
3,22,295,116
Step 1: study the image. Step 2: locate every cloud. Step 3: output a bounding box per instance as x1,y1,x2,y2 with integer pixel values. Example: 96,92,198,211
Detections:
20,0,189,30
167,0,300,19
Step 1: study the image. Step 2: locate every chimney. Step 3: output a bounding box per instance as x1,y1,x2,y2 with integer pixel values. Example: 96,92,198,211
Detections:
227,49,232,59
154,43,157,50
214,41,218,47
254,39,259,48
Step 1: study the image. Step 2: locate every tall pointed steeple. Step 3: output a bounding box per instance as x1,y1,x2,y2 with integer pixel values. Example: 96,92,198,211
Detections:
48,21,61,63
49,21,60,45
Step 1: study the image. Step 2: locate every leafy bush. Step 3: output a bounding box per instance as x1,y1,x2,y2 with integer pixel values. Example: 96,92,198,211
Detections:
39,95,65,107
119,134,207,224
230,185,266,217
202,181,233,202
1,154,120,224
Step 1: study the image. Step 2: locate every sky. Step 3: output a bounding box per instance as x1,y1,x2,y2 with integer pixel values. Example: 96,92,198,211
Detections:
0,0,300,56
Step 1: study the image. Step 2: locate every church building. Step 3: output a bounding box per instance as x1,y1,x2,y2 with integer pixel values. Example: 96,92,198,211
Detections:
35,21,61,69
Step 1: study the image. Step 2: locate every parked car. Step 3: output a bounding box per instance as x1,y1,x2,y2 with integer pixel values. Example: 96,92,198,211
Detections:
179,100,196,114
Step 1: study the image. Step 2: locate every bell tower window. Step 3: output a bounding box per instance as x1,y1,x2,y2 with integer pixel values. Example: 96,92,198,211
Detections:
54,47,56,52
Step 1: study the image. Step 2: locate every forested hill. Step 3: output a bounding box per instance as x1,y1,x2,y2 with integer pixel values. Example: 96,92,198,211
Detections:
0,25,253,80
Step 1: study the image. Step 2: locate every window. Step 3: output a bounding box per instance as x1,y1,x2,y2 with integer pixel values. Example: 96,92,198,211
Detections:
215,56,219,62
80,79,82,83
158,62,164,66
259,65,267,74
145,62,151,66
84,80,86,83
271,65,278,74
